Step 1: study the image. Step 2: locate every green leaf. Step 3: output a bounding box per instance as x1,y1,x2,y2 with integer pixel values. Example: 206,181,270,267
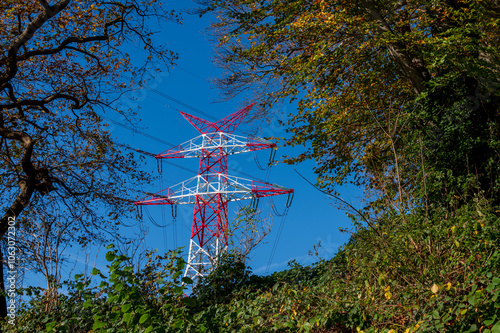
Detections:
92,321,105,330
121,303,132,313
106,252,116,262
123,312,132,324
83,299,92,308
144,326,154,333
174,319,183,328
182,296,196,307
432,310,440,319
468,294,477,306
92,267,100,276
45,321,57,332
485,317,496,326
181,276,193,285
492,322,500,333
139,313,150,324
106,244,115,250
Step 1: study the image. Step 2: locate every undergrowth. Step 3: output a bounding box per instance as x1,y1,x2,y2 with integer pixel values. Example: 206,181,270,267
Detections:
3,195,499,332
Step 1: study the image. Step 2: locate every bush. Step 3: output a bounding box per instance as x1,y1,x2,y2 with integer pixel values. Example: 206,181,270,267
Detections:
6,245,196,333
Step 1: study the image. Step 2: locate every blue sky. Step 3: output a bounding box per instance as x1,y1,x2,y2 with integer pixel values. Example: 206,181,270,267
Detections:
23,1,363,290
103,1,362,276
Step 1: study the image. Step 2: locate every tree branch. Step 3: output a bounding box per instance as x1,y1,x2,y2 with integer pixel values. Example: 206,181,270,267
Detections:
359,0,430,94
0,0,71,89
294,169,382,238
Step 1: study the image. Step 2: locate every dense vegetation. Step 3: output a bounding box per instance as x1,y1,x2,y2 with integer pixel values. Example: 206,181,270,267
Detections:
1,0,499,332
4,196,499,332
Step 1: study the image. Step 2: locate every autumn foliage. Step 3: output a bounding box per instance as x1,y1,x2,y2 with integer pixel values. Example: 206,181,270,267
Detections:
0,0,177,318
1,0,500,332
202,0,500,207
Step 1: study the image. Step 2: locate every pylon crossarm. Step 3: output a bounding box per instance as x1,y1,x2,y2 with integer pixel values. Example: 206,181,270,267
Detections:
135,175,204,205
180,103,255,134
155,133,275,159
252,181,295,197
135,188,176,206
136,174,294,206
247,136,277,150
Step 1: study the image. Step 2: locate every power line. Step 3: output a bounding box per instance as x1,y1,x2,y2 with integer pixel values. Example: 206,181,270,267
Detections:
115,140,268,183
128,81,255,137
177,66,210,82
102,116,175,146
266,205,290,274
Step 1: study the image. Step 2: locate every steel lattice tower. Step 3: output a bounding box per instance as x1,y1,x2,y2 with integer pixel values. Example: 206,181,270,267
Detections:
135,104,293,281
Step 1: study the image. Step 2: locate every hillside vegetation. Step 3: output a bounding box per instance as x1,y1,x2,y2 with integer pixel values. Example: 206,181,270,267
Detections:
2,0,500,332
6,193,499,332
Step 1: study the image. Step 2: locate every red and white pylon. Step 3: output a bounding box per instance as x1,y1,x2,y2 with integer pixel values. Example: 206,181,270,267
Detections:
135,104,293,281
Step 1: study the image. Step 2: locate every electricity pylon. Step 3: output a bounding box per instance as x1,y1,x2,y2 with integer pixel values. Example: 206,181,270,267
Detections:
135,104,293,282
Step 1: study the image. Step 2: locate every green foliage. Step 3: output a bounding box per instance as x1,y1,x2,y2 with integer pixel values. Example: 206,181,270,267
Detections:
5,245,195,333
189,195,500,333
6,200,499,333
193,251,252,307
407,74,500,207
199,0,500,206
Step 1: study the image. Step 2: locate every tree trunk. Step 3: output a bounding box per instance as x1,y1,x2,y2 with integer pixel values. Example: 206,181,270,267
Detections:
0,246,7,319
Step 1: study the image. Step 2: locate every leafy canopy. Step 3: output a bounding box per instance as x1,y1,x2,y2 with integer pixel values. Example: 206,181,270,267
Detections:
0,0,178,313
200,0,500,201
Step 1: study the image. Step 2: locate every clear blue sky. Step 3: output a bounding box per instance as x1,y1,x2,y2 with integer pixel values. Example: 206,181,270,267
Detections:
103,1,362,276
24,2,363,290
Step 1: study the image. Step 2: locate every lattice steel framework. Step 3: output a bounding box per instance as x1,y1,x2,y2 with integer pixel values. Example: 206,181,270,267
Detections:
135,104,294,281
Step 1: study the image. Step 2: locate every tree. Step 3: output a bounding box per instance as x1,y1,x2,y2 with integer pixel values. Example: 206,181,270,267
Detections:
198,0,500,207
227,204,272,263
0,0,178,318
193,250,251,308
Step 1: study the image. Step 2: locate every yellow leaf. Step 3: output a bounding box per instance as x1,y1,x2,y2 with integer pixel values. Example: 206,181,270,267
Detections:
385,291,392,299
431,283,439,294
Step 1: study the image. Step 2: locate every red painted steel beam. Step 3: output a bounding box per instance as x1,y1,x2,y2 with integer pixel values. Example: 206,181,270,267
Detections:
251,181,295,198
180,103,255,134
